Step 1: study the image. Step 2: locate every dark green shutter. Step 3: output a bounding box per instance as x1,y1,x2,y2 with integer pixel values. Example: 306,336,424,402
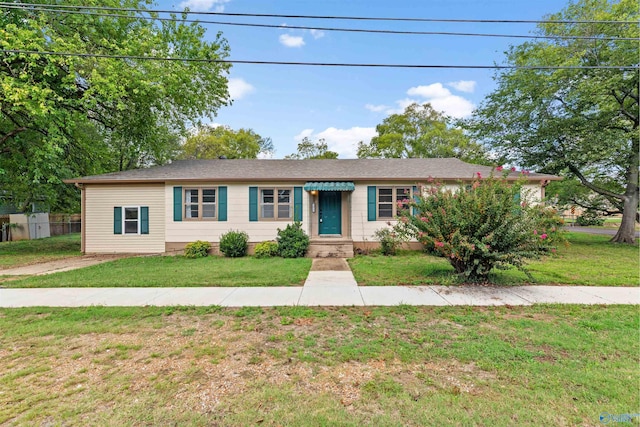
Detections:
249,187,258,221
173,186,182,222
140,206,149,234
513,191,522,214
367,186,376,221
114,207,122,234
218,186,227,221
412,185,419,216
293,186,303,222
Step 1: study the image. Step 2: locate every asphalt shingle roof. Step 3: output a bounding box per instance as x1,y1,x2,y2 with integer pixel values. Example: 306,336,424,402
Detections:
67,158,560,184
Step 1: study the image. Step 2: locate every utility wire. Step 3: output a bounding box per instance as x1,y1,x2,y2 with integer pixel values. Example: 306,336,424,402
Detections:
3,49,638,70
0,2,637,25
1,4,638,41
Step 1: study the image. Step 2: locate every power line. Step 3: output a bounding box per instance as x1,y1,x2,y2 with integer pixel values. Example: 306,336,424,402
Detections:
0,2,636,25
1,4,637,42
3,49,638,70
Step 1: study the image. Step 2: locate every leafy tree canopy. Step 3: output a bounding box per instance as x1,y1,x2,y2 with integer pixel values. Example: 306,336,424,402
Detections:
357,103,487,164
179,125,274,159
466,0,638,243
0,1,231,211
285,137,339,159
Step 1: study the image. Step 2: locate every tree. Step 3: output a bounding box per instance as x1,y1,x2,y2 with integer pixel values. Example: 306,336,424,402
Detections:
466,0,638,243
0,1,231,211
357,103,487,163
285,137,339,159
179,126,274,159
393,173,564,282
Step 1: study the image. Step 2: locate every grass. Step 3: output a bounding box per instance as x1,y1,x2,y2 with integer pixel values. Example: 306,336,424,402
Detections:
349,233,639,286
0,234,81,269
5,255,312,288
0,305,637,426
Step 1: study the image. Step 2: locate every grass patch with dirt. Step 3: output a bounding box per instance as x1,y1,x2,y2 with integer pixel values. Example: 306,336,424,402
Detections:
350,232,639,286
0,305,637,426
5,255,312,288
0,234,81,269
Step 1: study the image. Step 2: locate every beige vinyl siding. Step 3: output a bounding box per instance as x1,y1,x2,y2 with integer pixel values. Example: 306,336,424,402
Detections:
165,183,309,243
523,184,543,204
84,184,165,253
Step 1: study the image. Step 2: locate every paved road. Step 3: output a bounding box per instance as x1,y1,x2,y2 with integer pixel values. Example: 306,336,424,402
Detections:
566,226,640,237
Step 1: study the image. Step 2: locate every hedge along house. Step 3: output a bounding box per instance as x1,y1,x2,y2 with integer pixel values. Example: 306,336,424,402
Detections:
66,158,560,257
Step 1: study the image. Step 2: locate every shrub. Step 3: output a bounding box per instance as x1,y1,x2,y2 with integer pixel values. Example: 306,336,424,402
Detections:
576,210,605,226
254,241,279,259
394,171,563,282
219,230,249,258
373,227,405,256
183,240,211,258
277,222,309,258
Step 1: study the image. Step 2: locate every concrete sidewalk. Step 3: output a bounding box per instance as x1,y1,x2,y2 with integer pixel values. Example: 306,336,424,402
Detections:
0,285,637,308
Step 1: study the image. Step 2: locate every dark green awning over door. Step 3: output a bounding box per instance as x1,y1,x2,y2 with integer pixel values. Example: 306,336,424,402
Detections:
303,182,355,192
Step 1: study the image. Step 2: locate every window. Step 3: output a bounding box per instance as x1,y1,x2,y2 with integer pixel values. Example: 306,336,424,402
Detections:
124,207,139,234
260,188,292,220
184,188,216,220
114,206,148,235
377,187,412,219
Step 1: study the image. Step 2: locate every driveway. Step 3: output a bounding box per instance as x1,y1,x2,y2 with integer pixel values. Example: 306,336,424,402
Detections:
0,255,131,276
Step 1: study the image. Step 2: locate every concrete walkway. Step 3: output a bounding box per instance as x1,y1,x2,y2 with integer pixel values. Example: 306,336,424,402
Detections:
0,285,637,308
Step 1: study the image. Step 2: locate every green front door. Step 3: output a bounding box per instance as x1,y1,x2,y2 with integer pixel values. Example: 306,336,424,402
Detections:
319,191,341,235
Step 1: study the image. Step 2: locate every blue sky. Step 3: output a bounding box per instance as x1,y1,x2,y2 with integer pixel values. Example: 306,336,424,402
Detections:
157,0,569,158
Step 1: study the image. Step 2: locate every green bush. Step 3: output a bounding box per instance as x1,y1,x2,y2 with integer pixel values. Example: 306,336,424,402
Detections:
394,172,564,282
373,227,405,256
219,230,249,258
277,222,309,258
254,241,279,259
576,210,605,226
184,240,211,258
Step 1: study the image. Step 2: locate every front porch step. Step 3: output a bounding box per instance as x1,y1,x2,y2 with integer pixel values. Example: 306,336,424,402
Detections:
307,239,354,258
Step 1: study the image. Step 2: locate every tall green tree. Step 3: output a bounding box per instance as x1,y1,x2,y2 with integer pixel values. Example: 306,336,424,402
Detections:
357,103,487,163
179,125,274,159
0,1,231,211
467,0,638,244
285,137,339,159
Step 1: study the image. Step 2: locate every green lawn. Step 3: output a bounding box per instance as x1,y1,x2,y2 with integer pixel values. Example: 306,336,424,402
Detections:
5,255,312,287
350,233,639,286
0,234,81,269
0,305,637,426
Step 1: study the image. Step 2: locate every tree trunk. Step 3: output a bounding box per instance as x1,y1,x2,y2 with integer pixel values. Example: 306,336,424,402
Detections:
611,149,638,244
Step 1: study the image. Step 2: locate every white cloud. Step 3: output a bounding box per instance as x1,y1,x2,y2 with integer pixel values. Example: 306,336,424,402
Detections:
228,78,255,100
295,127,377,159
447,80,476,93
309,29,325,39
365,104,389,113
405,83,475,118
179,0,229,12
279,34,305,47
407,83,451,99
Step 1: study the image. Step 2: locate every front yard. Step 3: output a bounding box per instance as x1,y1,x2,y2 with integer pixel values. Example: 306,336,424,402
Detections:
349,233,639,286
1,305,637,426
5,255,311,288
2,232,637,288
